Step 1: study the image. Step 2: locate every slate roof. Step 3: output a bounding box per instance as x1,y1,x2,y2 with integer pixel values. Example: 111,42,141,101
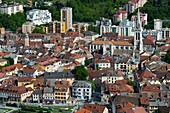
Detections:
44,72,74,80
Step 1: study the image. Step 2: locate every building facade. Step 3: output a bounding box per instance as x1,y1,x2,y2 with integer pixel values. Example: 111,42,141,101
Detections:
61,7,72,31
95,59,111,70
72,81,92,100
96,17,112,35
0,27,5,35
54,80,70,104
0,3,23,15
22,22,35,34
26,9,52,25
118,20,135,36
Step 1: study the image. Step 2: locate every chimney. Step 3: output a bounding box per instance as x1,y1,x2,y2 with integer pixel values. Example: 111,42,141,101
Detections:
132,106,136,111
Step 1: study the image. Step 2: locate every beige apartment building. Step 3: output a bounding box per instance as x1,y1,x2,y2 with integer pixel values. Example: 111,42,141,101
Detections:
61,7,72,31
22,21,35,34
54,80,70,103
0,27,5,34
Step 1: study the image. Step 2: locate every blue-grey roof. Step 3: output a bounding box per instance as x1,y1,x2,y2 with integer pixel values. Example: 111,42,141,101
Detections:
119,20,135,27
44,71,74,80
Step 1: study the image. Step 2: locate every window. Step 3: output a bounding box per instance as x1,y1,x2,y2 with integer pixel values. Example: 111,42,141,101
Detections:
126,28,128,36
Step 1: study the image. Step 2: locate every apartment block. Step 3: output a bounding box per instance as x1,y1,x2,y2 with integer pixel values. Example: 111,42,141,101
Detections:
72,81,92,100
22,21,35,34
0,3,23,15
61,7,72,31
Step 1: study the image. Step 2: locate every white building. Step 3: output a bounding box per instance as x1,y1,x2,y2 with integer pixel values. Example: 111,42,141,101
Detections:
117,19,135,36
114,57,139,74
101,71,124,84
84,31,100,42
96,17,112,35
32,89,43,103
0,3,23,15
95,59,111,70
89,40,134,56
72,81,92,100
26,9,52,25
154,19,162,30
142,19,170,40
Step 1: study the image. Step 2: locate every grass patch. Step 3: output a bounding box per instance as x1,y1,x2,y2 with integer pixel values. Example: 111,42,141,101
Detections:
0,108,12,111
53,107,73,112
0,107,12,113
20,106,51,113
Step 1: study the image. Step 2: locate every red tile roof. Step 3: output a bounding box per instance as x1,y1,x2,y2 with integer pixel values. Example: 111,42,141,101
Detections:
1,63,23,73
96,59,110,63
18,76,33,82
118,10,127,14
142,84,160,93
83,104,107,113
113,14,120,17
130,0,139,4
146,35,155,41
124,106,147,113
75,108,92,113
21,67,36,74
143,38,154,45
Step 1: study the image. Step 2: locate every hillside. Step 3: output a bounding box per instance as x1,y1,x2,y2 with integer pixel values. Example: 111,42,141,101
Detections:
65,0,128,22
139,0,170,29
2,0,128,22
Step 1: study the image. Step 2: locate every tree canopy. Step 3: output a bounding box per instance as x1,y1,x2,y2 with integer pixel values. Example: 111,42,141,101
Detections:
89,80,96,91
33,26,45,34
66,0,128,22
164,49,170,63
72,65,88,80
0,12,26,31
88,25,99,34
138,0,170,29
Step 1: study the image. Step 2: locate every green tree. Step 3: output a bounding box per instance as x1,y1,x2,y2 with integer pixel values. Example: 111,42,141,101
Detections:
88,25,99,33
85,59,90,66
134,0,170,29
33,27,45,34
0,12,26,31
127,80,136,87
72,65,88,80
164,49,170,63
89,80,96,91
4,57,14,65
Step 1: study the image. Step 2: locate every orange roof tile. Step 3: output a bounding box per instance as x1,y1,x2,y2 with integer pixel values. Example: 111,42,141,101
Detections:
1,63,23,73
18,76,33,82
70,54,85,59
91,40,133,46
83,104,106,113
75,108,92,113
96,59,110,63
142,84,160,93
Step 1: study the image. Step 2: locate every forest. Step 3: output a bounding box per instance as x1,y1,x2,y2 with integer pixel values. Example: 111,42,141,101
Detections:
139,0,170,29
0,12,26,31
0,0,170,31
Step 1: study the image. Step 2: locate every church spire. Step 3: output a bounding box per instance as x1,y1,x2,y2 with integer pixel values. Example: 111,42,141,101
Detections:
133,8,143,54
136,8,142,30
